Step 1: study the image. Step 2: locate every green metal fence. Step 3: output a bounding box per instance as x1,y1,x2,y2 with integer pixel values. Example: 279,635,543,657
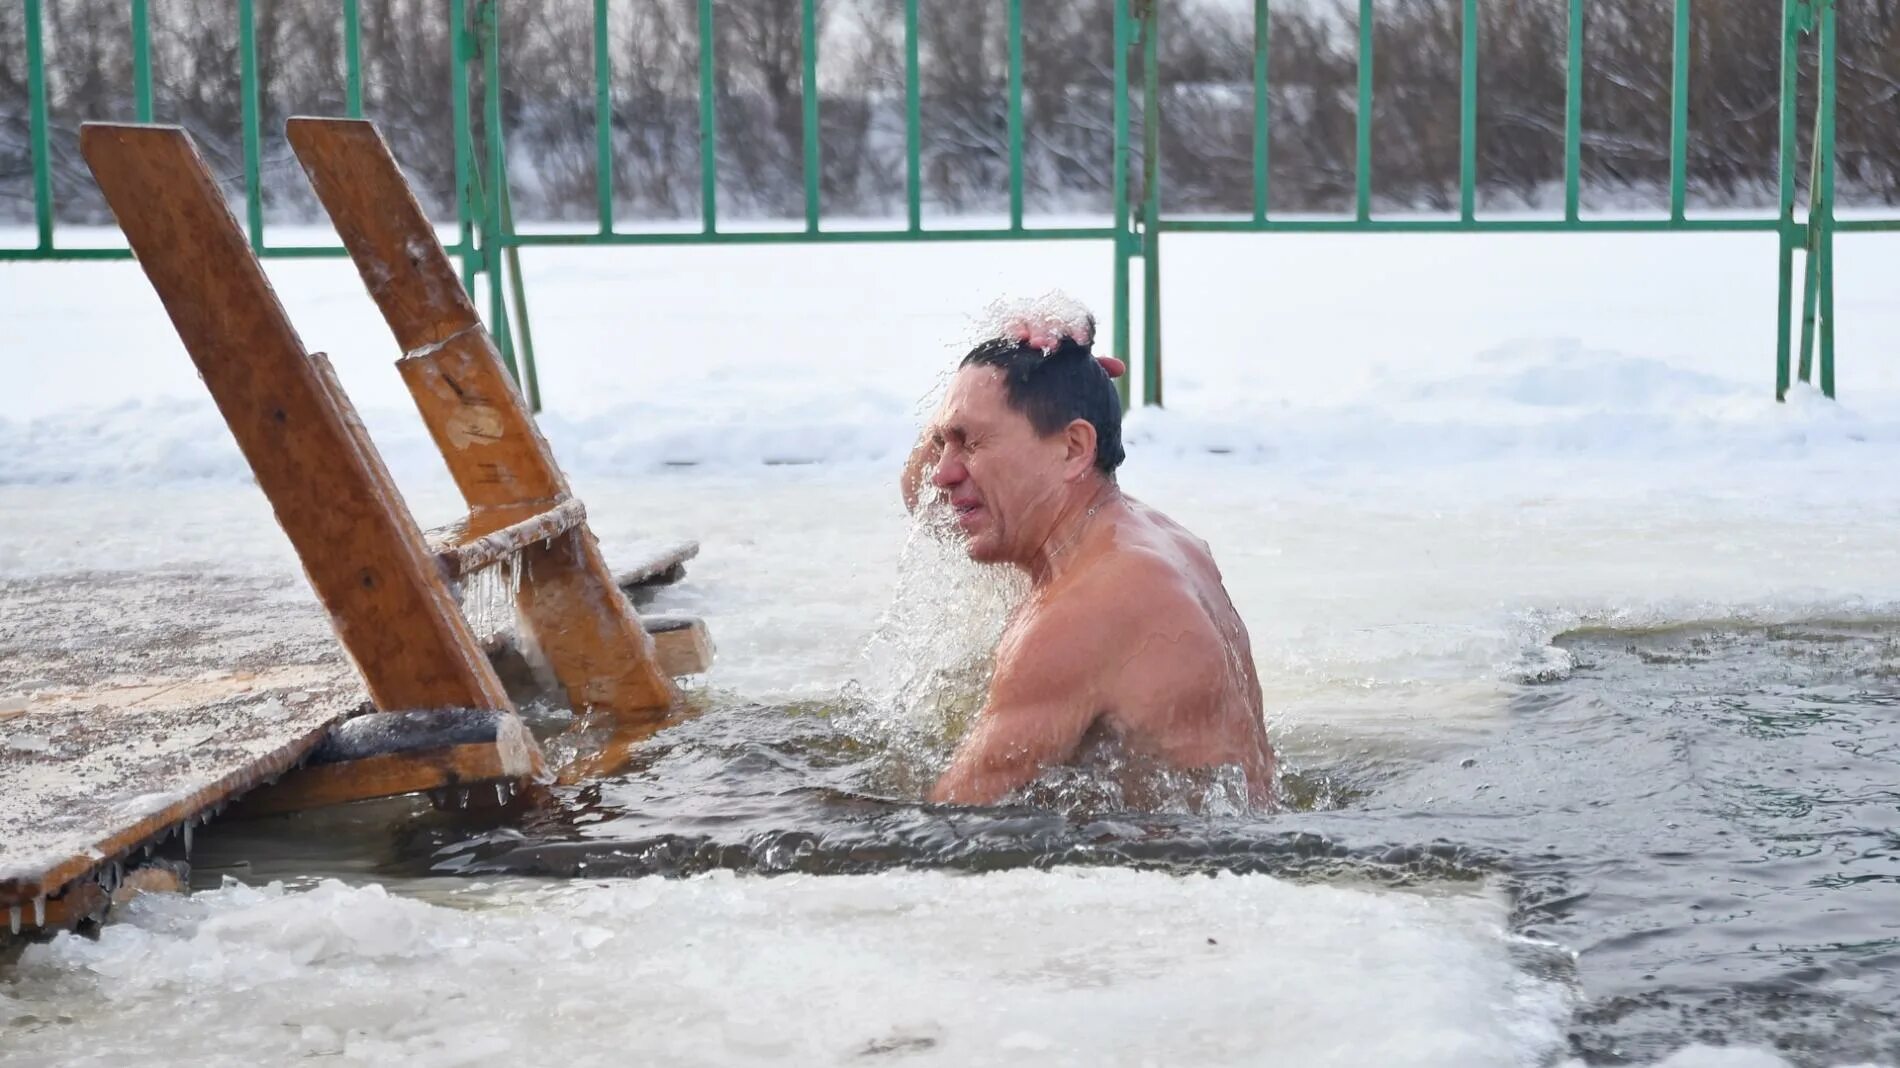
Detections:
4,0,1892,408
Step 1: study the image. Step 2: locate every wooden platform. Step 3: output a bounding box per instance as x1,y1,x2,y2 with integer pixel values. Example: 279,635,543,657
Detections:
3,120,715,908
0,664,361,919
616,540,700,594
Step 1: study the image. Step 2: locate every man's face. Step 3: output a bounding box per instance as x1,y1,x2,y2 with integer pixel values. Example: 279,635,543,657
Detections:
928,367,1072,564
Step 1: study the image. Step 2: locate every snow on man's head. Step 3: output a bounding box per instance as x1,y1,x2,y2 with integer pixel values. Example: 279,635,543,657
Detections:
960,292,1124,477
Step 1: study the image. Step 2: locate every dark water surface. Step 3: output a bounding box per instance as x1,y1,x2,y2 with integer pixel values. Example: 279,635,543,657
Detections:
193,622,1900,1067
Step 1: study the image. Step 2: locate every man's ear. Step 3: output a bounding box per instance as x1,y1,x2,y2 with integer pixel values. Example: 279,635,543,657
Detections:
1062,419,1099,481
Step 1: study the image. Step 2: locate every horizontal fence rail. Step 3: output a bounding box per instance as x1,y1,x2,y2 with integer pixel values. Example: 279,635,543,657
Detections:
3,0,1894,407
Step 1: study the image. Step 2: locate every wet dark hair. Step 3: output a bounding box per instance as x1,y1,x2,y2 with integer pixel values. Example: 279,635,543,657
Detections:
960,327,1125,477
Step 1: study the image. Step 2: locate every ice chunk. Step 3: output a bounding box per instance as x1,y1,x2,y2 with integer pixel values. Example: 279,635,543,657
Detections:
4,733,54,754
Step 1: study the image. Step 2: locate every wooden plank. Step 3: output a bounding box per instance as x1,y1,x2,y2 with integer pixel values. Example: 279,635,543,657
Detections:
615,540,700,592
228,708,544,818
397,328,567,508
286,118,485,353
287,117,675,717
78,123,511,715
227,742,528,819
646,614,715,677
0,664,358,908
516,530,675,710
427,498,588,580
485,614,710,697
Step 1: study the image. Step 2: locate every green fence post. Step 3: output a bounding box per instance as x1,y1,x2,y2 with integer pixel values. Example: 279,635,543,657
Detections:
1668,0,1690,222
905,0,921,231
1112,0,1132,411
239,0,264,251
132,0,154,122
1355,0,1373,221
344,0,364,118
1796,41,1822,397
1796,0,1833,391
24,0,53,252
478,0,522,388
452,0,478,294
593,0,614,235
699,0,718,233
500,180,542,412
1564,0,1582,222
1141,0,1162,407
1459,0,1477,221
802,0,820,234
1253,0,1268,223
1773,0,1802,400
1008,0,1024,230
1796,231,1820,388
1816,0,1837,398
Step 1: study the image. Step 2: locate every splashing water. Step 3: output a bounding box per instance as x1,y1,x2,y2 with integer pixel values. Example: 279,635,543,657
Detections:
841,499,1024,789
970,291,1097,353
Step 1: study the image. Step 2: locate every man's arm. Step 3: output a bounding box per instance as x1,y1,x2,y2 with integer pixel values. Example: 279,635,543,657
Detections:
929,601,1111,805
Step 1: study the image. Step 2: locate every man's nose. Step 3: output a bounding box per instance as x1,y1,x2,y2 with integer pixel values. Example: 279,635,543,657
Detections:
931,452,965,489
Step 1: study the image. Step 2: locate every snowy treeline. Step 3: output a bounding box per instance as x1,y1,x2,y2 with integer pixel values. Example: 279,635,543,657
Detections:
2,0,1897,227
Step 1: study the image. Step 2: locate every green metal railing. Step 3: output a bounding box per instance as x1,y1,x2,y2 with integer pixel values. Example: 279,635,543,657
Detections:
4,0,1892,408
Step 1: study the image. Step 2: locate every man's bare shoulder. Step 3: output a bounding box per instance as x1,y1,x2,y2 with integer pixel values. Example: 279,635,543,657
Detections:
1050,531,1225,666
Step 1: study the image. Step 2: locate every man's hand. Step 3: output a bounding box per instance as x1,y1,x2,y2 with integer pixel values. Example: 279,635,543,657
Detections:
900,429,943,512
1096,355,1127,378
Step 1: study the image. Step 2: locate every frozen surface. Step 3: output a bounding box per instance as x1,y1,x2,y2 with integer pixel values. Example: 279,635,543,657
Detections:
1,870,1566,1067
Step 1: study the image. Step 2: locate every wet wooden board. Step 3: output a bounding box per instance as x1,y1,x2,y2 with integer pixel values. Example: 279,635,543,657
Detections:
79,123,512,715
230,743,526,819
615,540,700,592
0,665,361,911
426,499,589,581
645,615,715,678
287,117,676,717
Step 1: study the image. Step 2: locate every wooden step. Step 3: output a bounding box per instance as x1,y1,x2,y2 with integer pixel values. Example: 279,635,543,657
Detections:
228,708,545,818
425,498,588,581
486,614,714,703
614,540,700,593
643,614,715,678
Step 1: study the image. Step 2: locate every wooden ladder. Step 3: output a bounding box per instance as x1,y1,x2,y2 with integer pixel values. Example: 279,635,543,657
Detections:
80,120,704,812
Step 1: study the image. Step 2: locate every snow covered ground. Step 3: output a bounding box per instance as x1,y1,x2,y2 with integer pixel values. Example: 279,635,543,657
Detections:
3,226,1898,1066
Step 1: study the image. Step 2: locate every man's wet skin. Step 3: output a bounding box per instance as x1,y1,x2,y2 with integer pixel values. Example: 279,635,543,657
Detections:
903,353,1277,808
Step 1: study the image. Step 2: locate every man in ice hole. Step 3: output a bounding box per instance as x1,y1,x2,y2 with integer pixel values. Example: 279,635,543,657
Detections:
902,300,1277,807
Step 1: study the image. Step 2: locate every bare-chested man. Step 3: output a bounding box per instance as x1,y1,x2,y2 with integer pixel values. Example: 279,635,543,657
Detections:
903,303,1276,807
